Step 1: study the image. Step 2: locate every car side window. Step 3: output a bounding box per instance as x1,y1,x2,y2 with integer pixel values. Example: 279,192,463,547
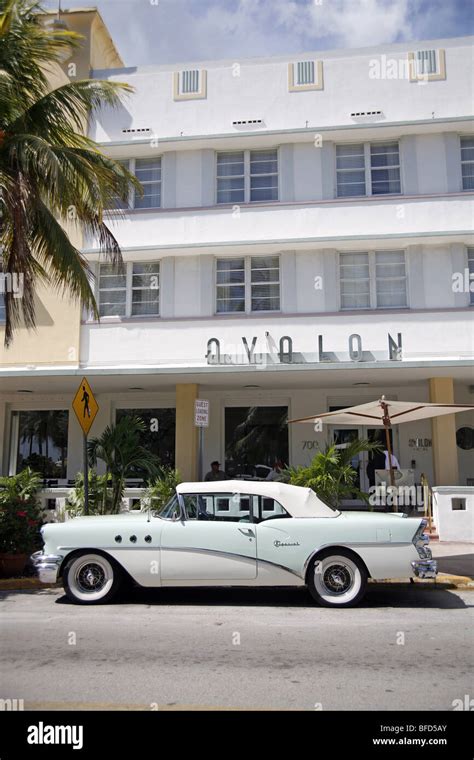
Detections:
253,495,290,522
182,493,253,522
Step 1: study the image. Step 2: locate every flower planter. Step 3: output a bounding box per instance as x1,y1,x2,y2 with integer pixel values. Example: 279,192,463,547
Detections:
0,553,28,578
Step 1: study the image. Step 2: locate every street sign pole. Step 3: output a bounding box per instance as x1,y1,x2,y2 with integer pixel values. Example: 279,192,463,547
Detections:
72,377,99,516
198,426,204,481
194,399,209,481
83,433,89,516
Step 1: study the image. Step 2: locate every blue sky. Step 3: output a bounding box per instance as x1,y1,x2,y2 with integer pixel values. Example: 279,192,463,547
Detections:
45,0,474,66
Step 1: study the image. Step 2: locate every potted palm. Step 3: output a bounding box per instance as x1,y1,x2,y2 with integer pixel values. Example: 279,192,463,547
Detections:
284,439,382,509
0,468,43,576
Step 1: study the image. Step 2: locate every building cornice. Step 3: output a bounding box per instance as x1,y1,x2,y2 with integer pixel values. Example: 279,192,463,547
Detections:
96,115,474,149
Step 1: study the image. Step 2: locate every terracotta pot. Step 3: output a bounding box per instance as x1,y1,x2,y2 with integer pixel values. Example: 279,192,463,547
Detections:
0,553,28,577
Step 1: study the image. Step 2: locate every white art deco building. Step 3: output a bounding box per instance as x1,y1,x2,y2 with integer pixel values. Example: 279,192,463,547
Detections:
0,20,473,502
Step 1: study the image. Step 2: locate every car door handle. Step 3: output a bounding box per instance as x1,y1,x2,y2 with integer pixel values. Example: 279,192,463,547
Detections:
238,528,255,538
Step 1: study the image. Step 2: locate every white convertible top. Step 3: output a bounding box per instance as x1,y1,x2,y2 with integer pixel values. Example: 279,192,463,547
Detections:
176,480,338,518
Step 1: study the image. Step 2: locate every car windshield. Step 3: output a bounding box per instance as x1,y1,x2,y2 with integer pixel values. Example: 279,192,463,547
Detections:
152,493,180,520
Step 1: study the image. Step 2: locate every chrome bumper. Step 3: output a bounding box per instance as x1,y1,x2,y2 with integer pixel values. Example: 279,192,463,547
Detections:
411,559,438,579
30,551,62,584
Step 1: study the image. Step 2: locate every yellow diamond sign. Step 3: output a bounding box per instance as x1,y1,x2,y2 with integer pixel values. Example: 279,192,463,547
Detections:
72,377,99,436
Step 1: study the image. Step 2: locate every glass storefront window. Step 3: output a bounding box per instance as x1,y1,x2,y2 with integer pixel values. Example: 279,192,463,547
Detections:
224,406,288,479
13,410,68,478
116,408,176,471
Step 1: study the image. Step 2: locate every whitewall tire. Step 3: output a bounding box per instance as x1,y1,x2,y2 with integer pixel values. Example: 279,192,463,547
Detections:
308,551,367,607
63,552,122,605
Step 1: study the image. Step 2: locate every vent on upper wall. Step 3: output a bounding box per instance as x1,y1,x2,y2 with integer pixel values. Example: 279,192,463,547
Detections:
232,119,263,126
408,49,446,82
288,60,323,92
350,110,383,118
122,128,152,134
173,69,207,100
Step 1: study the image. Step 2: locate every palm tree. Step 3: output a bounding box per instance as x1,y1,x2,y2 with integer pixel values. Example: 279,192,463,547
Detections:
87,416,158,513
0,0,141,345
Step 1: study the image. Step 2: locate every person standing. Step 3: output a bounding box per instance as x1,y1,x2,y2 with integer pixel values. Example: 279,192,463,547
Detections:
204,461,228,481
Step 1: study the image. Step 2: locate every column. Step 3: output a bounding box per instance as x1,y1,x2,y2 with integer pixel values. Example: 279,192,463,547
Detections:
175,384,199,481
429,377,459,486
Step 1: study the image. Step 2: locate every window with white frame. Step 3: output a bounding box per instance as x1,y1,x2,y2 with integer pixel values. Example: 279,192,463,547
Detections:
339,251,407,310
461,137,474,191
216,256,280,313
98,261,160,318
336,142,401,197
109,158,162,209
468,248,474,306
216,149,278,204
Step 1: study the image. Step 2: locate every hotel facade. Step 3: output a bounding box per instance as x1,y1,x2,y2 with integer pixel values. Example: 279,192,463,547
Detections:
0,16,473,501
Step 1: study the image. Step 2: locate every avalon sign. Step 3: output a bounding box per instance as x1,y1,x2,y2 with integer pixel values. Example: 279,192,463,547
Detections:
206,332,403,366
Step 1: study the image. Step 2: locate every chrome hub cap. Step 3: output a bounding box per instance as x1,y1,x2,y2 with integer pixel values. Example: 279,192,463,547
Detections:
76,563,107,593
322,563,353,594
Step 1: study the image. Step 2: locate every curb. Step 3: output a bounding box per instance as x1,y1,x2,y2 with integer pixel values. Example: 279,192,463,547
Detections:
0,574,472,592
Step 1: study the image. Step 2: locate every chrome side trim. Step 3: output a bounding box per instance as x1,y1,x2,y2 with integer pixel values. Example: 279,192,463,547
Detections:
302,542,409,578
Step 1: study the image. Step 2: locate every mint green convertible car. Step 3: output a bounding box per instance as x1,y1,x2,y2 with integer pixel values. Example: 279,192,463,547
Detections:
32,480,436,607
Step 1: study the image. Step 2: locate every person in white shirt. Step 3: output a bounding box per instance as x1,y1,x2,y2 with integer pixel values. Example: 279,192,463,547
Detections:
384,451,400,469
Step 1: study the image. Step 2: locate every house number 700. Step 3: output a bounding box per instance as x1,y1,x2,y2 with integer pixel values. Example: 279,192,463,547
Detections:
302,441,318,450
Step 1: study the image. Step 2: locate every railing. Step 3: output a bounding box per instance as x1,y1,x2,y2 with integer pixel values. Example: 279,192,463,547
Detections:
38,486,148,521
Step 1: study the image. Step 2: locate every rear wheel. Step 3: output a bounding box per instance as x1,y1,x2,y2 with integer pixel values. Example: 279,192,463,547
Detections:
307,550,367,607
63,552,122,605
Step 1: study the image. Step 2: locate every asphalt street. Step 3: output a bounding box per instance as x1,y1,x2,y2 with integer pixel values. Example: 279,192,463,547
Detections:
1,584,473,711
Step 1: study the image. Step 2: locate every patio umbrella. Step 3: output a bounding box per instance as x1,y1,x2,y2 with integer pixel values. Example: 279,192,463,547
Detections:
289,396,474,489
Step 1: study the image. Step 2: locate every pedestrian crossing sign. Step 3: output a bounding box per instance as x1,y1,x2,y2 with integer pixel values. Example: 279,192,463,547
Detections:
72,377,99,436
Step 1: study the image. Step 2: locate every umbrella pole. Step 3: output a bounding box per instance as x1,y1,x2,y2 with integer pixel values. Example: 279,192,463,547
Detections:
380,398,396,512
384,425,396,511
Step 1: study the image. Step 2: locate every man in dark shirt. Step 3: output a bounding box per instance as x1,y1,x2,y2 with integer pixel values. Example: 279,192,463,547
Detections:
204,461,228,481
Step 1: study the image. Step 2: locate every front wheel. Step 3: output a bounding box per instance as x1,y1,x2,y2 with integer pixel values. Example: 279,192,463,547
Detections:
307,550,367,607
63,552,122,605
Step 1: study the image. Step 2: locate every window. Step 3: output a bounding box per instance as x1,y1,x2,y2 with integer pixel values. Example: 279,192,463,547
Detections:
225,406,289,478
336,144,366,197
468,248,474,305
98,261,160,318
216,256,280,314
116,408,175,470
108,158,162,210
216,149,278,204
288,60,323,91
182,493,251,522
11,410,68,479
173,69,207,100
98,263,127,317
339,251,407,310
461,137,474,191
375,250,407,308
131,262,160,316
336,142,401,197
134,159,162,209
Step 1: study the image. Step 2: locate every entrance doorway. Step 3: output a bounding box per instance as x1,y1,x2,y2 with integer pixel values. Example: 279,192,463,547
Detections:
330,424,396,504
